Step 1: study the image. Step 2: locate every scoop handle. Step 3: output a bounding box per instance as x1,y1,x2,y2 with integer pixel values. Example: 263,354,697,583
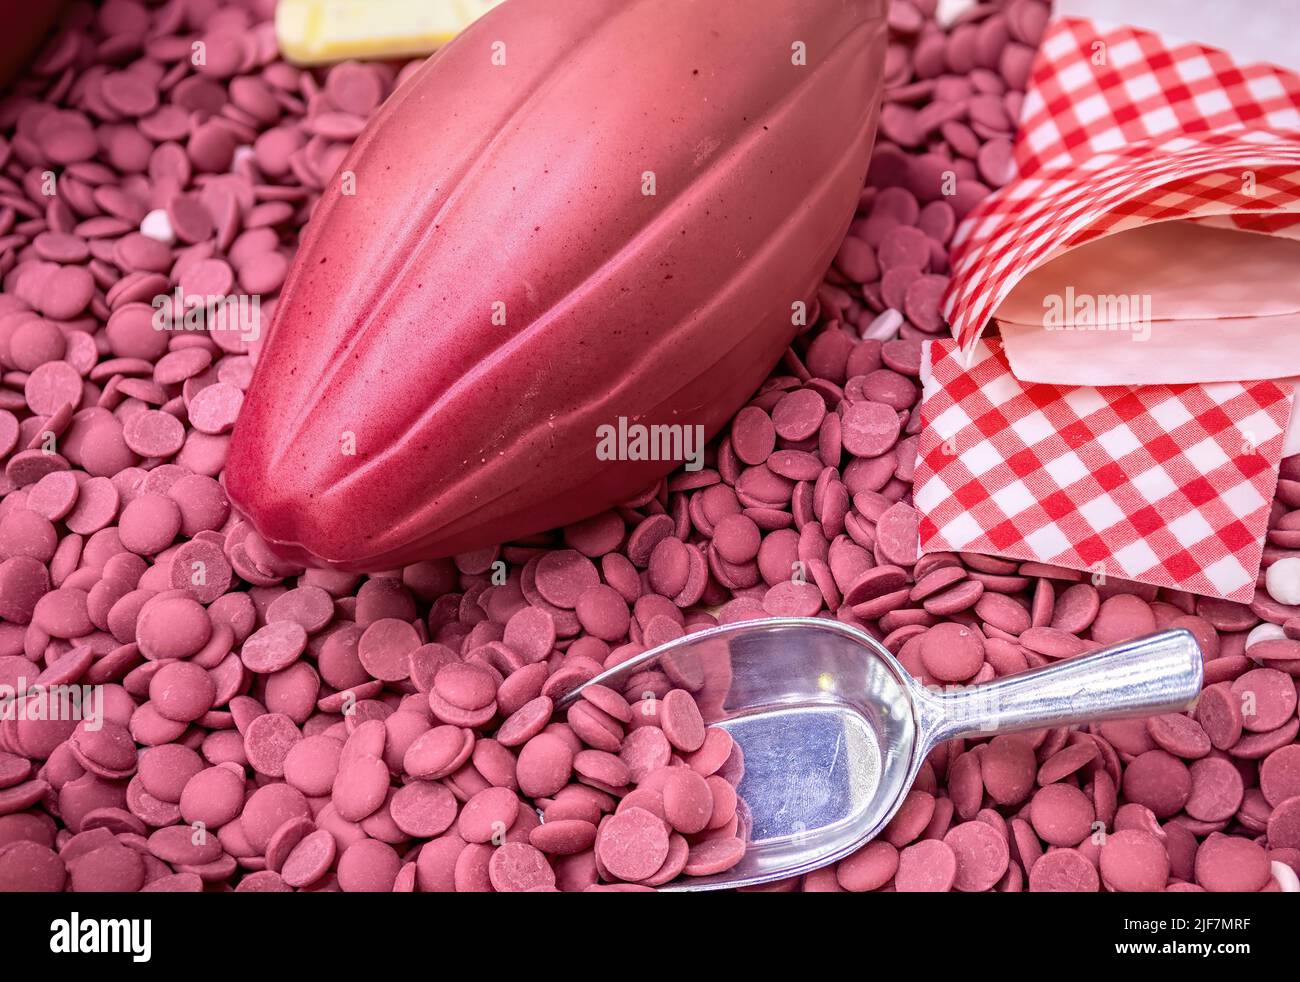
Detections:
912,629,1204,747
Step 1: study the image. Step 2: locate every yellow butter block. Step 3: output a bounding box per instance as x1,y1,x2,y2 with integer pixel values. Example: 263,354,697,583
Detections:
276,0,504,65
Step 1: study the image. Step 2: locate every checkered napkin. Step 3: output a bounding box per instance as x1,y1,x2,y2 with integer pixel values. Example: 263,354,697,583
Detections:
913,341,1293,601
943,14,1300,352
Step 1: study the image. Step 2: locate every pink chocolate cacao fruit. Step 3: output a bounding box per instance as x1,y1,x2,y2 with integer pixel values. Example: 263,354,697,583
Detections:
227,0,887,569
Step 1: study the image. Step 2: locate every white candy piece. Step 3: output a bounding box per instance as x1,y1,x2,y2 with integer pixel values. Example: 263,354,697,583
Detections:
140,209,176,245
936,0,979,29
1272,860,1300,893
1245,622,1288,657
862,308,904,343
1265,556,1300,606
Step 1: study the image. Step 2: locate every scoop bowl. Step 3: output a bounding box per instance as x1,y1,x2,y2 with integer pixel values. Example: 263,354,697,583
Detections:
559,618,1204,890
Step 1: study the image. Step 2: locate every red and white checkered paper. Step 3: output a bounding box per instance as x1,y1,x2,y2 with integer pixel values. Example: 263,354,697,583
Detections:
943,15,1300,353
913,341,1292,601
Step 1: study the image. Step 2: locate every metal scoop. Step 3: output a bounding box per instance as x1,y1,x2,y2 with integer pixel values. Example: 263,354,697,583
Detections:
557,617,1203,891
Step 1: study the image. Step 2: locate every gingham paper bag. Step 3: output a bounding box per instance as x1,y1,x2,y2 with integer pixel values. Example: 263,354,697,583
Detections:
943,1,1300,357
914,1,1300,599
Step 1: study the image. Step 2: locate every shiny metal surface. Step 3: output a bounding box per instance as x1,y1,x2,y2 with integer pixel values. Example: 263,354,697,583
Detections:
558,618,1203,891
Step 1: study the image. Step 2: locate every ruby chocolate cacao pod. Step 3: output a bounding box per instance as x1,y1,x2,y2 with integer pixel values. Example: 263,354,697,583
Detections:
227,0,888,569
